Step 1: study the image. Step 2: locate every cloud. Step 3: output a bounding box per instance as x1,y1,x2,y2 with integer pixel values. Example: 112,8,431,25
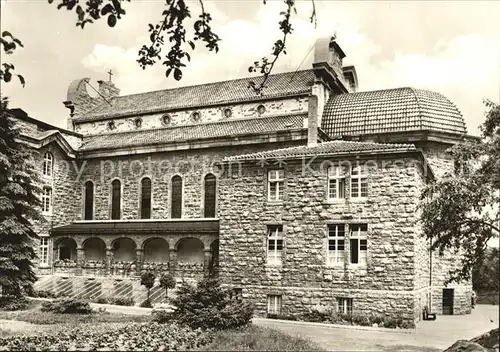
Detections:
358,35,500,135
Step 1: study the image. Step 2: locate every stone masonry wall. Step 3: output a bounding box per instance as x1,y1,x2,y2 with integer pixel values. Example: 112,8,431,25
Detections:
54,141,303,224
74,97,309,135
218,155,425,323
420,141,472,315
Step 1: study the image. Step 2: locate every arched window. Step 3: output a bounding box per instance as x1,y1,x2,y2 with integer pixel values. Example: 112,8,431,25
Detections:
43,152,53,177
204,173,216,218
111,179,121,220
42,187,52,213
171,175,182,219
84,181,94,220
141,177,152,219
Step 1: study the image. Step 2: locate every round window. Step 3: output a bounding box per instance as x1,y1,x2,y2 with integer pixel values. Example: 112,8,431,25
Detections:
257,104,266,115
134,118,142,128
223,108,232,118
191,111,201,122
107,121,116,131
161,114,171,126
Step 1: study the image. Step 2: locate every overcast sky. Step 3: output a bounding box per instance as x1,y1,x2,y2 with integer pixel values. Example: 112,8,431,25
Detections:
1,0,499,135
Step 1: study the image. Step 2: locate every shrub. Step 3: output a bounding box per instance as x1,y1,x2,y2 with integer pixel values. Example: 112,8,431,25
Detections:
159,273,176,301
0,296,30,311
41,298,92,314
151,309,175,323
95,297,109,304
267,313,298,321
140,272,156,302
109,297,134,306
170,277,254,330
300,309,336,323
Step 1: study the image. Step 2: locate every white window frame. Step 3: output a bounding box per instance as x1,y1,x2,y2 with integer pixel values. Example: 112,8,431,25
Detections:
327,224,345,266
42,152,53,177
42,187,52,214
267,225,283,265
40,237,49,266
337,297,353,315
268,170,284,201
350,165,368,198
350,224,368,265
267,295,282,315
40,236,49,266
327,166,346,199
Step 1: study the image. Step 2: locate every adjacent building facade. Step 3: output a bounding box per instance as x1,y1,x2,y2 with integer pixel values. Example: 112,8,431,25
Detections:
9,37,472,325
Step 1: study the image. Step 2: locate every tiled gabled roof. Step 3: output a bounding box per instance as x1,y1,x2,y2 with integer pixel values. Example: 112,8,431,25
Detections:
79,114,306,151
321,87,467,137
224,140,416,161
78,70,315,122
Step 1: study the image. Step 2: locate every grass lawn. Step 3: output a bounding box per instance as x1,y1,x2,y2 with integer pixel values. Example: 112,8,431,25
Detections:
0,303,322,351
0,301,150,325
198,325,324,351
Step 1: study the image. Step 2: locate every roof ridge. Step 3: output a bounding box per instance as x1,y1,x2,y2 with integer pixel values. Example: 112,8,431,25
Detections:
102,69,314,101
82,113,307,139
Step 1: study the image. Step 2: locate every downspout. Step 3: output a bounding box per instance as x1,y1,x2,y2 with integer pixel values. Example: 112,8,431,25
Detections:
429,237,433,311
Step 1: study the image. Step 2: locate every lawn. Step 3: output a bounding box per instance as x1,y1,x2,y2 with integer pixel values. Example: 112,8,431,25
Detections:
0,301,150,325
0,302,321,351
198,325,324,351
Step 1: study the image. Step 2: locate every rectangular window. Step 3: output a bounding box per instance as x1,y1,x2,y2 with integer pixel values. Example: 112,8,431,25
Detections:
350,224,368,264
337,297,353,315
40,237,49,265
328,166,346,199
268,170,284,201
351,166,368,198
267,295,282,315
42,187,52,213
267,225,283,265
327,224,345,265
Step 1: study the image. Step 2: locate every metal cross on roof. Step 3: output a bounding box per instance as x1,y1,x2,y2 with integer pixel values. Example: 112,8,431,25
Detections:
107,69,113,82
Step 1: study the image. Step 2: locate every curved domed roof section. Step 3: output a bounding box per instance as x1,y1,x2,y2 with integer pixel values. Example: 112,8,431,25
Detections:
321,87,467,137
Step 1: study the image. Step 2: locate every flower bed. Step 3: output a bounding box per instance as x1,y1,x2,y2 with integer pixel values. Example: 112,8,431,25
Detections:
0,322,212,351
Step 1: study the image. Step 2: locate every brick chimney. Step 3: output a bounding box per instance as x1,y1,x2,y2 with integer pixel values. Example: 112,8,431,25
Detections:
63,77,120,131
307,94,319,147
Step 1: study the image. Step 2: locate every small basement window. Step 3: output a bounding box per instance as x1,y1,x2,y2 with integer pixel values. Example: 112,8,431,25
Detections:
337,297,353,315
267,295,282,315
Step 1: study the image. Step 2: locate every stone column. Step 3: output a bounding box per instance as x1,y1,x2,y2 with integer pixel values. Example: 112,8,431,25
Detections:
105,247,113,276
203,249,212,272
76,247,85,275
169,249,177,275
135,249,143,276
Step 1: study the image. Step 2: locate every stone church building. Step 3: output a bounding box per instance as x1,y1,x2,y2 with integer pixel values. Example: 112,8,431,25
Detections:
8,37,472,326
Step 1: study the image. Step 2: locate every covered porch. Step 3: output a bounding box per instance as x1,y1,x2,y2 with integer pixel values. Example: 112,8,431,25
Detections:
50,219,219,279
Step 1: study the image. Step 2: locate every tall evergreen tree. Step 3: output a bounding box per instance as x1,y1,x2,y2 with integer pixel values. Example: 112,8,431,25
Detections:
0,97,42,297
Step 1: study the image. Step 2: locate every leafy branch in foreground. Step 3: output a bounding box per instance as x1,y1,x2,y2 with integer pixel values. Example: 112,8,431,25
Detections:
420,100,500,284
248,0,317,95
0,31,25,86
48,0,317,94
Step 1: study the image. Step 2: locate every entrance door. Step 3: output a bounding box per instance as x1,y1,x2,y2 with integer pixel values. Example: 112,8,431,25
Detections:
442,288,454,315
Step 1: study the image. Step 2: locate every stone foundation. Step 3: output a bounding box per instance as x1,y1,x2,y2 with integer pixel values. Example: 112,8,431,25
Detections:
236,285,416,327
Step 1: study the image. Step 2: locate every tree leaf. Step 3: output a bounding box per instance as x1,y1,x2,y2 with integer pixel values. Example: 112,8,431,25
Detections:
107,14,117,27
173,68,182,81
101,4,114,16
